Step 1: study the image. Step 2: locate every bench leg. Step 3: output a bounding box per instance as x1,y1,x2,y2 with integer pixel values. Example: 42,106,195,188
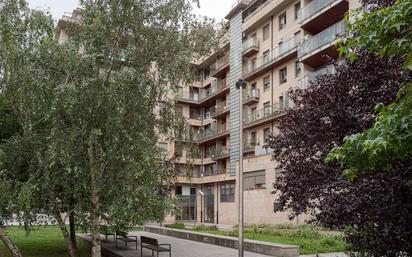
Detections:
152,250,154,256
141,246,143,257
170,249,171,257
157,251,159,257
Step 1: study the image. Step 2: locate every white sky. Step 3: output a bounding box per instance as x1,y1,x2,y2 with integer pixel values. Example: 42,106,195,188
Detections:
27,0,234,22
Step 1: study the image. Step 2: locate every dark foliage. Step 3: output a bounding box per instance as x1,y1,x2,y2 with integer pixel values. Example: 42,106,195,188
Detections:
267,52,412,257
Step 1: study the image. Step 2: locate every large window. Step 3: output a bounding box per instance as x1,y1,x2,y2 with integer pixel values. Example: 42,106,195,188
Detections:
295,61,301,77
263,76,270,92
279,12,286,30
279,67,287,84
220,182,235,202
262,24,270,41
294,2,301,20
244,170,266,190
264,128,271,143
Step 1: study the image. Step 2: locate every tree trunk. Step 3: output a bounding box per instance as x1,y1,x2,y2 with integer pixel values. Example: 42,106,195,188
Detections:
55,213,78,257
88,138,102,257
69,212,77,249
0,227,23,257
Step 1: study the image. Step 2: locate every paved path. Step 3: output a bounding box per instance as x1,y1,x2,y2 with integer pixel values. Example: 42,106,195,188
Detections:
79,231,348,257
81,231,275,257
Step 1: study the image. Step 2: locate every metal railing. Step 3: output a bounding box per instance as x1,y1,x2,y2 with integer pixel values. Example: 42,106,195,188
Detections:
243,103,283,125
243,88,260,102
298,0,341,24
297,63,338,89
298,20,346,58
213,146,230,159
210,55,229,74
243,35,300,76
244,139,259,151
243,0,273,22
177,78,228,104
214,103,230,116
177,195,196,206
199,125,228,141
242,37,259,52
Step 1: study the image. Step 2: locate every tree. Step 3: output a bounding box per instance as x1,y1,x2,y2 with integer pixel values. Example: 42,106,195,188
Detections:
267,52,412,256
327,0,412,180
0,99,23,257
0,1,218,257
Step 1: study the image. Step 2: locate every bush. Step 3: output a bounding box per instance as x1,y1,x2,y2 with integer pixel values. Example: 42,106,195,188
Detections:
192,224,217,231
164,223,185,229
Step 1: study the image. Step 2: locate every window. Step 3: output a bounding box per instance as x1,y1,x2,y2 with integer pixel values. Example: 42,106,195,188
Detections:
279,95,284,110
295,61,301,77
176,186,182,195
263,102,271,116
263,76,270,92
190,108,201,120
220,182,235,202
251,58,257,71
244,170,266,190
263,50,270,64
294,31,301,45
279,12,286,30
294,2,301,20
279,67,287,84
251,107,257,120
251,131,257,145
264,128,271,143
263,24,270,41
204,67,210,80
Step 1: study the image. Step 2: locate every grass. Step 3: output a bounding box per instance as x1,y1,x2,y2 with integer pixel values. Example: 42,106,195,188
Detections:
186,224,350,255
0,226,91,257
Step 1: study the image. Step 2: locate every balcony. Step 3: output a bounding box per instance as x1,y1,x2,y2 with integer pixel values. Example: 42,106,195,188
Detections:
198,125,229,144
212,103,230,119
201,167,226,177
212,146,230,161
243,35,299,81
243,103,285,129
210,55,230,78
202,78,230,104
243,88,260,105
297,63,338,89
298,0,349,34
176,90,201,105
176,79,229,106
177,195,196,206
298,20,346,68
242,37,260,57
243,139,259,153
175,132,199,143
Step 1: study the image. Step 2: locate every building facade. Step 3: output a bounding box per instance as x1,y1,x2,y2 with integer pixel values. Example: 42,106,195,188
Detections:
165,0,362,228
56,0,362,228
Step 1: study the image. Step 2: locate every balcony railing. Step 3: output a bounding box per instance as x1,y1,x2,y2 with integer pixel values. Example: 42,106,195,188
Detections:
176,90,201,102
210,55,229,74
243,35,300,76
177,195,196,206
297,63,338,89
242,37,259,52
199,125,228,141
213,102,230,117
212,146,230,159
298,0,341,24
177,78,228,104
244,139,259,152
298,20,346,58
243,0,273,22
243,88,260,103
243,103,283,125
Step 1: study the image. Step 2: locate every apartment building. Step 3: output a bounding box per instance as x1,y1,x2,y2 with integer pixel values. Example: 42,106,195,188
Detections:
166,0,362,228
56,0,362,228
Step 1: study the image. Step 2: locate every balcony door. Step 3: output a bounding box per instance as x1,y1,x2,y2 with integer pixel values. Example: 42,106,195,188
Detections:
204,185,215,223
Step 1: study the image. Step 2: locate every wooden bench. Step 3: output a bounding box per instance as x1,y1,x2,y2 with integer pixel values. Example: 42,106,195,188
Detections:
115,231,138,250
141,236,171,257
100,225,115,241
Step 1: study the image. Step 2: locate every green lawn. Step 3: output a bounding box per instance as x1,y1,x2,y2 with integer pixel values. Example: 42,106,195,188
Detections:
0,226,91,257
185,224,349,255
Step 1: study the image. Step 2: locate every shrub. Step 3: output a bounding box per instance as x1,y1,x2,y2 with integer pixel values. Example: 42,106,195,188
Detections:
164,223,185,229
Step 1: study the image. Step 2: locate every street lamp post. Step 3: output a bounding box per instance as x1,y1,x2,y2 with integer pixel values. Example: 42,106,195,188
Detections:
235,79,247,257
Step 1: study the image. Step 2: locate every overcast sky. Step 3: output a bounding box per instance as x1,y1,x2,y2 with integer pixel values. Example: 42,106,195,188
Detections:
26,0,234,22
